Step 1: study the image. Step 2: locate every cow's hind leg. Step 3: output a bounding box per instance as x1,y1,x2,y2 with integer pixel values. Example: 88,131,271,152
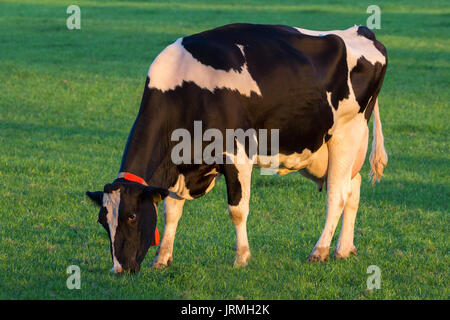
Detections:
308,117,367,262
152,196,185,268
223,163,252,267
334,124,368,258
334,173,361,258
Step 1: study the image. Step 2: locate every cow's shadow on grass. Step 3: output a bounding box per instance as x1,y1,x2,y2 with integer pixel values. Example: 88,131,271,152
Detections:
362,178,448,213
252,155,448,214
361,153,448,213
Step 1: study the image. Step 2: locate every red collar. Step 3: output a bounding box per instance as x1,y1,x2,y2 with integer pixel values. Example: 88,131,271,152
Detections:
117,172,148,186
116,172,159,246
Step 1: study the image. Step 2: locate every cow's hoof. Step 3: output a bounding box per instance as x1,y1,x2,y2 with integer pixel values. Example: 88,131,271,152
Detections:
233,257,249,268
334,246,358,259
152,263,168,270
152,256,173,269
308,247,330,262
233,249,251,267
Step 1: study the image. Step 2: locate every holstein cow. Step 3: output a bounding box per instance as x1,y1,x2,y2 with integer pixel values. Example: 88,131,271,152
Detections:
87,23,388,273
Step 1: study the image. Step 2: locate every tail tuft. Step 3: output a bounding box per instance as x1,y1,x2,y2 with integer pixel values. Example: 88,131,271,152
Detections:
369,99,388,183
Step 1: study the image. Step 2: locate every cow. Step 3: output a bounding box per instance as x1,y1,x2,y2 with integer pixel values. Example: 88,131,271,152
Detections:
86,23,388,273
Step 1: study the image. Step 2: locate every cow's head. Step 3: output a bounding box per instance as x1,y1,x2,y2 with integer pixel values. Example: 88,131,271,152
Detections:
86,180,168,274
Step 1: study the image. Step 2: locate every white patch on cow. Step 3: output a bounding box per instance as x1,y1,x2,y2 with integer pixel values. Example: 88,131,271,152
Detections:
102,190,122,273
148,38,262,97
294,26,386,66
257,148,313,172
168,173,194,200
258,138,330,179
236,44,246,56
326,91,333,108
227,139,252,267
326,91,338,135
277,149,313,170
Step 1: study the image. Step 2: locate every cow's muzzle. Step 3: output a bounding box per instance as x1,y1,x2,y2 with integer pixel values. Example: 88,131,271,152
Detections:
110,262,140,274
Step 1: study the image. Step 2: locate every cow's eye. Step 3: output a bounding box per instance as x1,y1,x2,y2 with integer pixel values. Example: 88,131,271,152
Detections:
128,213,137,222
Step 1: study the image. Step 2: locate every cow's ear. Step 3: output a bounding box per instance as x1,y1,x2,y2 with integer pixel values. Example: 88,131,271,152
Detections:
86,191,103,206
104,183,121,193
142,187,169,203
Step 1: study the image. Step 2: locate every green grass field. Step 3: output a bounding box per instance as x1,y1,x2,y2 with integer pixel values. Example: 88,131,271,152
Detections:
0,0,448,299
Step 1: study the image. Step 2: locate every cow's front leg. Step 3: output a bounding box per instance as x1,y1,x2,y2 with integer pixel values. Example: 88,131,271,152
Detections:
152,197,185,269
334,173,361,259
223,162,252,267
309,118,366,262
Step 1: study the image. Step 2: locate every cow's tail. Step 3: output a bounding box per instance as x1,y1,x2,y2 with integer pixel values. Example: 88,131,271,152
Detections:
369,98,388,183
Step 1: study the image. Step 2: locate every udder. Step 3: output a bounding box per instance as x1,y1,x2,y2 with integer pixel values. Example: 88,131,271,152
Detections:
299,143,328,191
299,126,369,191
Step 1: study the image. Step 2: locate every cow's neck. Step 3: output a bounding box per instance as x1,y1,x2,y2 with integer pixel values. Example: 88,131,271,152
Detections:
118,86,177,188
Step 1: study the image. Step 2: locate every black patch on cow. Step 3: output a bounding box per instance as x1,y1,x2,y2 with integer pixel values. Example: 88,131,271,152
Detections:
182,29,246,72
364,64,387,121
181,24,304,73
290,32,350,109
373,39,387,58
365,39,387,121
221,164,242,206
325,38,350,110
350,57,386,114
357,26,376,41
176,164,219,198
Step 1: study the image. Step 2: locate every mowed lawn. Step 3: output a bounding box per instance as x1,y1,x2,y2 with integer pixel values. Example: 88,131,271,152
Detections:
0,0,448,299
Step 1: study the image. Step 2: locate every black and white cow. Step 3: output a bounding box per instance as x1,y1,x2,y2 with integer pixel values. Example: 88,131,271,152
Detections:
87,23,388,273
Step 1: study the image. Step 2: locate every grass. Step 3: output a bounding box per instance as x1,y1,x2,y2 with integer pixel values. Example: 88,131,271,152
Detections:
0,0,448,299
